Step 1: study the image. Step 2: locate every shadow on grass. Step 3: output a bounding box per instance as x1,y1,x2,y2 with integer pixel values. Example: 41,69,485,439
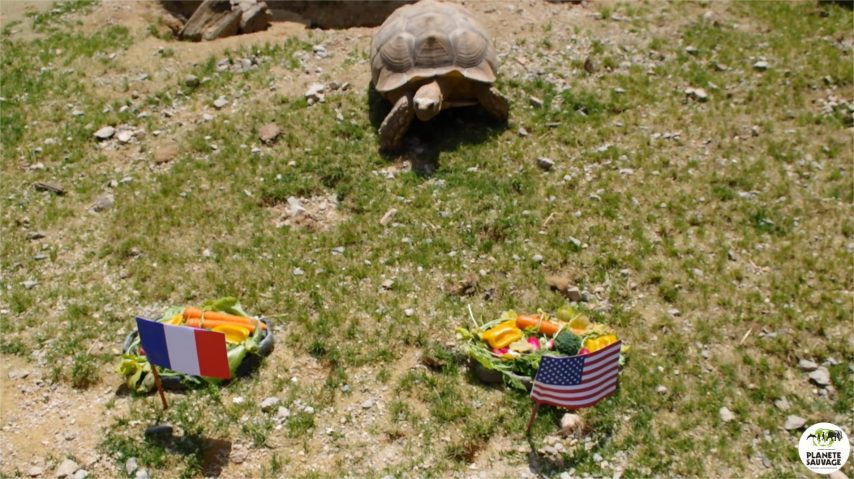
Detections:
367,84,508,177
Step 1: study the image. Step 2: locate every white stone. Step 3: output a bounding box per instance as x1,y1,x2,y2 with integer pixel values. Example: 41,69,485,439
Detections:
94,126,115,140
784,415,806,431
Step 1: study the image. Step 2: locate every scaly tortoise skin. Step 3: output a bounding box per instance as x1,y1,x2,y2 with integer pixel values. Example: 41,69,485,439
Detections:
370,0,509,150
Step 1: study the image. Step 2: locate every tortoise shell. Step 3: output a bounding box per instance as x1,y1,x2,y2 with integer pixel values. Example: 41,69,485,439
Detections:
370,0,498,94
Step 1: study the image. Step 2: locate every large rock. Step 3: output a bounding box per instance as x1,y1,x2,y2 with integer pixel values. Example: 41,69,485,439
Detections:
238,1,272,34
162,0,412,31
178,0,241,41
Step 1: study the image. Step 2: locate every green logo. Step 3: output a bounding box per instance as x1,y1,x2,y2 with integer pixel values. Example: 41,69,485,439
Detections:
806,428,844,448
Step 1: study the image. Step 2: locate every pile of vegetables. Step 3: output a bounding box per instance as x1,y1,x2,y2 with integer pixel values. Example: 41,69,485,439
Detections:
119,297,269,392
457,306,622,390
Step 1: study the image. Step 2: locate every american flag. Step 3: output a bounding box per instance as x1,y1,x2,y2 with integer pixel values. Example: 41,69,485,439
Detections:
530,340,622,409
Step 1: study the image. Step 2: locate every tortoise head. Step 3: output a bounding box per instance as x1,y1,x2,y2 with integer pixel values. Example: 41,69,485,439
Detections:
413,81,443,121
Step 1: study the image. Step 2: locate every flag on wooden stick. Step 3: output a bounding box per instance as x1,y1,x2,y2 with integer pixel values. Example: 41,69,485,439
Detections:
135,317,231,379
530,340,622,409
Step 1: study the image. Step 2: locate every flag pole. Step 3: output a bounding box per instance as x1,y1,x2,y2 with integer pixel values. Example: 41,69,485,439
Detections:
149,363,169,410
525,401,540,436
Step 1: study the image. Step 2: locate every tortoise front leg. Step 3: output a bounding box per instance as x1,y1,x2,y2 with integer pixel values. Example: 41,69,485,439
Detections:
378,94,415,151
476,86,510,121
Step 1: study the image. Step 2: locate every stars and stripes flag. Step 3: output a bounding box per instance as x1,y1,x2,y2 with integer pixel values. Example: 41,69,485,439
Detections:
530,340,622,409
135,317,231,379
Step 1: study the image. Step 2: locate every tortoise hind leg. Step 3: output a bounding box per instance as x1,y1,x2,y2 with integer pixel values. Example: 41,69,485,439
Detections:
378,94,415,151
476,86,510,121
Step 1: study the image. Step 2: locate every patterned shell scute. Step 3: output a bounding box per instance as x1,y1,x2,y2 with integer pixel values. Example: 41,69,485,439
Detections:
371,0,498,93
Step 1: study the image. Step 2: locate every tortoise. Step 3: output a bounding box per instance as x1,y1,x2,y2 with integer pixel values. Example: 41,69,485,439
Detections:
370,0,509,150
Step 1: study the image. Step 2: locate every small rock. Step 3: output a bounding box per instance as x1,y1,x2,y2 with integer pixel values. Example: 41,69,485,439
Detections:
685,87,709,102
232,396,245,405
34,182,65,195
829,471,848,479
26,231,47,240
91,194,115,212
184,75,200,88
404,308,414,317
565,287,583,302
518,127,529,137
144,423,173,440
116,130,133,143
381,279,394,290
276,406,291,419
71,109,84,117
23,280,38,290
55,459,79,478
230,446,248,464
292,268,304,276
559,413,584,435
583,56,596,73
94,126,115,140
528,95,544,108
667,308,681,317
8,369,30,380
213,97,229,109
719,407,735,422
261,397,281,412
72,471,88,479
537,157,555,171
154,144,179,164
287,196,306,216
258,123,281,143
361,399,374,409
774,397,790,411
784,415,806,431
808,367,831,387
305,83,325,103
656,385,668,394
593,453,603,463
27,465,43,477
380,208,397,226
125,458,138,475
753,60,769,71
798,359,818,371
532,254,544,263
135,470,149,479
202,113,214,122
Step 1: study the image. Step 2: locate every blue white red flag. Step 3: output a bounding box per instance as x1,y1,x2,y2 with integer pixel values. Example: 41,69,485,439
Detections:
530,340,622,409
135,317,231,379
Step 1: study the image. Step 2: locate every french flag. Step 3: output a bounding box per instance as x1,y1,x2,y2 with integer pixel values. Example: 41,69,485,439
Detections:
135,317,231,379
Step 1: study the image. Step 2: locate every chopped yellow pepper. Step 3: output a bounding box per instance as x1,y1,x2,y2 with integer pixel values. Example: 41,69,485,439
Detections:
584,334,618,352
481,320,523,349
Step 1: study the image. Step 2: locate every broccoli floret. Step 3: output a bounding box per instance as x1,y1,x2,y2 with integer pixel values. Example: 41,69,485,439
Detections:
554,330,582,355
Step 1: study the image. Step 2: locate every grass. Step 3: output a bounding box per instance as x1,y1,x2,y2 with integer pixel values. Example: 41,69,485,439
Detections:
0,0,852,477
